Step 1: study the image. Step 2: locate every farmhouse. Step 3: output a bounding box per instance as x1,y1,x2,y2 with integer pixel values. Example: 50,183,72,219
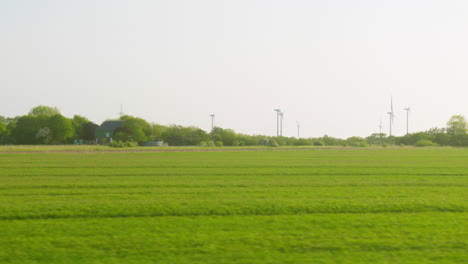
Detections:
95,120,124,143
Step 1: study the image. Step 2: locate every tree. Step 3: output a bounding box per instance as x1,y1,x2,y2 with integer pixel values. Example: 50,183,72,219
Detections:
82,122,99,140
120,115,152,144
29,105,60,117
0,115,7,124
346,136,368,147
71,115,92,140
446,115,467,135
0,122,6,144
47,114,73,143
432,133,451,146
366,133,386,145
11,115,43,144
210,127,238,146
449,134,468,146
151,124,168,140
113,126,132,142
162,125,209,146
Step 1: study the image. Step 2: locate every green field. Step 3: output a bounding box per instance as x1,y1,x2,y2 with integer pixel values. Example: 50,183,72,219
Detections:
0,147,466,263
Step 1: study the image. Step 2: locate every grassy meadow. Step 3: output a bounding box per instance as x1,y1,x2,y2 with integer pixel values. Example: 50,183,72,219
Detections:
0,147,466,263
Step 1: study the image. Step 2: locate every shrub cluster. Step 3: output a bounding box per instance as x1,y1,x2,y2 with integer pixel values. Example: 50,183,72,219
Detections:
109,140,138,148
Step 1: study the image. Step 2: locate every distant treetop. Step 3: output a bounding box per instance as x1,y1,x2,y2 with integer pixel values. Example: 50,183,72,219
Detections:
28,105,60,117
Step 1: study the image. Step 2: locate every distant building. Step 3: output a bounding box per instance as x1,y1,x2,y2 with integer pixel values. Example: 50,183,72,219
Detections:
95,120,124,143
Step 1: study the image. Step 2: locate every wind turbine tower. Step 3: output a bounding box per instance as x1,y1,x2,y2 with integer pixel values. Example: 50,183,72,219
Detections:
274,109,281,136
404,107,411,135
209,114,215,131
296,121,300,138
387,97,395,136
118,104,124,117
379,118,383,143
379,119,383,135
280,111,284,137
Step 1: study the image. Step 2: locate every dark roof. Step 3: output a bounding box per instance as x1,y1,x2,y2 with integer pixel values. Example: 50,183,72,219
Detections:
96,120,125,131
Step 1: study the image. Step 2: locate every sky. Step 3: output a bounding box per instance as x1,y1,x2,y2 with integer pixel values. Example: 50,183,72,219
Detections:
1,0,467,138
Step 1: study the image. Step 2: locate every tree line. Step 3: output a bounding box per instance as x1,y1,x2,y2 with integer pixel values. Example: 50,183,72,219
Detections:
0,106,467,147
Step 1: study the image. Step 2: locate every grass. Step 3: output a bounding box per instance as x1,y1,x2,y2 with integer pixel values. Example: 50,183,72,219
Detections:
0,148,466,263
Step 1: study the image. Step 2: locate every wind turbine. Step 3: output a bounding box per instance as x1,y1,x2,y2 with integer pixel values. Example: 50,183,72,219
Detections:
279,111,284,137
387,97,395,136
296,121,300,138
274,108,281,136
209,114,215,131
379,118,383,143
118,104,124,117
379,118,383,135
404,107,411,135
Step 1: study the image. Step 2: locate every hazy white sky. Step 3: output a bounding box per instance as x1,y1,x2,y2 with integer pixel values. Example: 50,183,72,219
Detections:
1,0,467,138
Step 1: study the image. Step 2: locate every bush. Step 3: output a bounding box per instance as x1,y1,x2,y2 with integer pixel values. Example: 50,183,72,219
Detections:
109,140,137,148
268,139,279,147
109,140,125,148
199,141,215,147
414,139,436,147
125,141,138,147
232,140,245,146
215,141,223,147
259,138,279,147
313,141,323,146
346,137,368,147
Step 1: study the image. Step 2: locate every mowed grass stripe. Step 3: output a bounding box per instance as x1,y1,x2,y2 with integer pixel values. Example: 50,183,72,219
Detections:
0,213,466,264
0,148,466,263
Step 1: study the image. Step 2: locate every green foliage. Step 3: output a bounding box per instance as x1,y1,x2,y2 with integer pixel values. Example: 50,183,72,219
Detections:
113,131,130,142
120,115,152,144
446,115,467,135
0,122,6,144
199,140,215,147
47,114,73,143
210,127,237,146
71,115,92,140
432,133,450,146
0,122,5,135
448,134,468,146
414,139,437,147
162,125,210,146
151,124,168,140
82,122,99,140
259,138,279,147
366,133,386,145
28,105,60,117
2,108,468,148
346,136,368,147
321,135,345,146
109,140,137,148
313,141,323,146
11,115,43,144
